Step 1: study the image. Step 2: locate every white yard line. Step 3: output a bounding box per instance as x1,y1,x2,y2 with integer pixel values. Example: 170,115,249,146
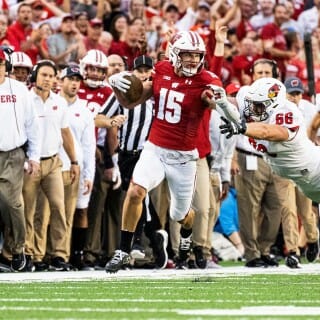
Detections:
0,264,319,282
179,306,320,316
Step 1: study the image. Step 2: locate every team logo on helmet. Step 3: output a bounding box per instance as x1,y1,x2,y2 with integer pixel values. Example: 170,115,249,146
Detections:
268,83,281,99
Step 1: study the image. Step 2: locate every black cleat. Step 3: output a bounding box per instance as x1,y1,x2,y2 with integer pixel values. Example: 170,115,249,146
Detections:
105,250,130,273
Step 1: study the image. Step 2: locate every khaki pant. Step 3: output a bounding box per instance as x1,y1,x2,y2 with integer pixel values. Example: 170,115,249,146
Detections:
235,153,285,261
23,156,67,260
281,180,318,253
0,148,26,255
33,170,80,261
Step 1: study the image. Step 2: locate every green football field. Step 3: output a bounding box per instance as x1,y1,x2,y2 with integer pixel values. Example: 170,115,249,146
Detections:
0,265,320,320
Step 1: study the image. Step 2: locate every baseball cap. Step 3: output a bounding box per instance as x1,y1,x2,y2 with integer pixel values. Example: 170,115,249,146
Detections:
133,55,154,70
32,1,44,9
74,11,88,19
89,18,103,27
226,83,240,95
60,66,83,80
198,1,210,11
284,77,304,93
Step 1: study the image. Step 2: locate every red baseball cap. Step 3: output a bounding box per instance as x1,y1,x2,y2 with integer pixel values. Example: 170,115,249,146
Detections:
226,83,241,95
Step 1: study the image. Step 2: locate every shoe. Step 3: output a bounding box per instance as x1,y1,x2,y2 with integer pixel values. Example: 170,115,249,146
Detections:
105,250,130,273
306,240,319,263
175,258,188,270
245,258,267,268
193,246,207,269
130,243,145,260
261,254,279,267
34,261,49,272
49,257,71,271
0,255,12,272
178,235,192,261
152,230,168,269
285,252,301,269
80,260,95,271
187,259,196,269
70,251,84,270
22,255,35,272
11,252,26,271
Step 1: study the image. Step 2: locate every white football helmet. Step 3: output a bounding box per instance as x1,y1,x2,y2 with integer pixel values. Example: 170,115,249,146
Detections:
168,31,206,77
243,78,286,122
79,49,108,88
11,51,33,70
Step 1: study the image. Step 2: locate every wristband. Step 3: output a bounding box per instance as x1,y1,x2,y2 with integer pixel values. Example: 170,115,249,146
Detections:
71,161,79,165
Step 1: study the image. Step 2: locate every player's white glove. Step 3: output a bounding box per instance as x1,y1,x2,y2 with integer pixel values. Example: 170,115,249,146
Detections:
207,85,241,124
219,116,247,139
109,71,132,93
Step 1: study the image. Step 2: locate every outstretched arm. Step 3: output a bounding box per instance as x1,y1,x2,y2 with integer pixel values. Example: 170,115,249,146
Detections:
220,117,290,141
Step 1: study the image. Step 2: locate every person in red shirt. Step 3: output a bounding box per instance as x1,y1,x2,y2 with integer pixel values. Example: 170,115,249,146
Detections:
108,23,144,70
105,30,241,273
260,3,296,80
83,18,108,55
7,3,39,64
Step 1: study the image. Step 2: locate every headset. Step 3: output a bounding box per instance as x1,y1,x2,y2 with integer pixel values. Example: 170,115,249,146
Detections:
29,59,57,84
250,58,279,79
0,46,13,73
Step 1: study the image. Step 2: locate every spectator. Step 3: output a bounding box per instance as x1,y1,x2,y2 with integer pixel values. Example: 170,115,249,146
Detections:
46,14,86,65
83,18,108,55
99,31,113,54
74,11,89,36
249,0,275,33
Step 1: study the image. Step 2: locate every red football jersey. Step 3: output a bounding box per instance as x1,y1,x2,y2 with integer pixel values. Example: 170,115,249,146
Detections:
148,60,221,151
78,82,113,116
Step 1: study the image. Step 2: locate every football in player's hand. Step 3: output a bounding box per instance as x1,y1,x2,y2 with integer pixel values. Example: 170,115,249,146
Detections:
114,74,143,105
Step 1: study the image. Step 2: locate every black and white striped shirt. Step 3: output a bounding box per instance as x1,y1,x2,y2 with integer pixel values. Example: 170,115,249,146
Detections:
100,92,154,152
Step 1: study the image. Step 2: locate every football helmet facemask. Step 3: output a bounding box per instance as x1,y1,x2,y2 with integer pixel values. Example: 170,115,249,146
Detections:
168,31,205,77
243,78,286,122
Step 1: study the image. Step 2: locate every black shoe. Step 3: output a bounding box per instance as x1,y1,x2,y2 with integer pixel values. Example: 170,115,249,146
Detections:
50,257,71,271
193,246,207,269
130,243,145,260
105,250,130,273
285,252,301,269
187,259,196,269
11,252,26,272
34,261,49,272
175,258,188,270
306,240,319,263
80,260,95,271
70,251,84,270
22,255,35,272
0,254,11,272
152,230,168,269
245,258,268,268
261,254,279,267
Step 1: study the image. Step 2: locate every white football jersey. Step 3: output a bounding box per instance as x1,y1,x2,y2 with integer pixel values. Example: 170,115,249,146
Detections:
248,99,320,202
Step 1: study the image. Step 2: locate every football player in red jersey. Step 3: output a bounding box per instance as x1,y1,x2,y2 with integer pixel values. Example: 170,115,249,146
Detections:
105,30,240,272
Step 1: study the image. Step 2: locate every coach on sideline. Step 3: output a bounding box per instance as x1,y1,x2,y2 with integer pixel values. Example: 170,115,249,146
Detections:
0,48,41,272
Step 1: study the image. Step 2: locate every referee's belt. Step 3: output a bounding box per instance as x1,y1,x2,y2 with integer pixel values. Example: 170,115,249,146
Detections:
236,147,263,158
40,154,57,161
119,149,142,156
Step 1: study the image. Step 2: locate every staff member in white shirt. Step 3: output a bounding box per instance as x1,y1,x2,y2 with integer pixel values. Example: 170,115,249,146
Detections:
0,48,41,272
22,60,79,271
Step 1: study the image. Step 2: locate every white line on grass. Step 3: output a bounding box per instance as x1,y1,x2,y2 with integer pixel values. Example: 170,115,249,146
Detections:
179,306,320,316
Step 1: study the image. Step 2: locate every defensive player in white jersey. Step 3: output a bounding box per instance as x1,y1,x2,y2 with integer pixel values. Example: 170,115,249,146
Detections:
220,77,320,205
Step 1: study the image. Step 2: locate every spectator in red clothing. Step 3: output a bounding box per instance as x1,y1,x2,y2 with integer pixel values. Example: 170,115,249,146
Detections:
109,13,129,43
7,3,39,64
108,24,145,70
83,18,108,55
145,0,162,26
232,37,261,85
0,13,16,49
236,0,257,41
260,3,296,80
